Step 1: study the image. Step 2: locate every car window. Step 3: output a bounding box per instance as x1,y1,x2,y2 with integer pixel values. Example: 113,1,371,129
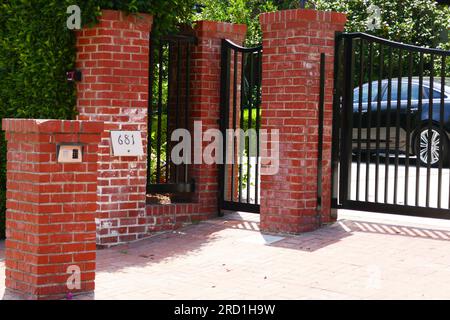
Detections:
423,87,444,99
353,82,379,104
382,82,422,101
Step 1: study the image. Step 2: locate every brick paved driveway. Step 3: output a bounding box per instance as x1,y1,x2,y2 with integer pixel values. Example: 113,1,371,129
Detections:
2,211,450,299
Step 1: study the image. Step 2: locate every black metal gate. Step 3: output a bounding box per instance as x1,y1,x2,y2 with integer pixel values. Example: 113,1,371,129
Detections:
333,32,450,218
219,39,262,213
147,33,197,195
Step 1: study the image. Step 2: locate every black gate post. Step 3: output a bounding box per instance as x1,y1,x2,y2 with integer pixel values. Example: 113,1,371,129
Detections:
339,36,354,205
218,40,231,216
331,32,343,212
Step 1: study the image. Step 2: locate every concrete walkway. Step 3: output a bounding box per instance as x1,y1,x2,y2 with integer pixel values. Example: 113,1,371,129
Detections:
2,211,450,299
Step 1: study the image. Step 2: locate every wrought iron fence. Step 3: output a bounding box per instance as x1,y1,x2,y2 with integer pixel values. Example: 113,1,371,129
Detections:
333,32,450,218
147,33,197,195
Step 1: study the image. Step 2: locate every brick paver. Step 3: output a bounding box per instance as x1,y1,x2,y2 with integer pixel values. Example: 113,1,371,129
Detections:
2,212,450,299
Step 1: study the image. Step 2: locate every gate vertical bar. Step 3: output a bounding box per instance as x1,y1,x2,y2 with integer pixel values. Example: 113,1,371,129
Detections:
426,55,434,207
439,55,445,208
393,50,403,205
375,43,383,203
356,39,364,201
365,42,373,202
384,47,393,204
415,53,424,206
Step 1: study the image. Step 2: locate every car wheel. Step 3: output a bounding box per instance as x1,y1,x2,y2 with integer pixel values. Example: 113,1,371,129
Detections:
415,126,449,167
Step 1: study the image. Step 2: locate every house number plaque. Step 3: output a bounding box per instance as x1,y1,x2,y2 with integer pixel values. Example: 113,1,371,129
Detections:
110,131,144,156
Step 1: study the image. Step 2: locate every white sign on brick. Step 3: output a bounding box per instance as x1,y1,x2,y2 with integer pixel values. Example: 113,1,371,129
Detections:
110,131,144,156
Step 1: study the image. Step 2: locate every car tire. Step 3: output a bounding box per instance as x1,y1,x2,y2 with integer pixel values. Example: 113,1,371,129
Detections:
415,125,449,167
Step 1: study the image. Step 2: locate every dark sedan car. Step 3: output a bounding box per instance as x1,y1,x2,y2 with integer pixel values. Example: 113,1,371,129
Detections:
353,77,450,166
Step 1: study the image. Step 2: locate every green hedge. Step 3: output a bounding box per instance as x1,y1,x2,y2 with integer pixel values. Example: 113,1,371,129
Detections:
0,1,79,239
0,0,196,239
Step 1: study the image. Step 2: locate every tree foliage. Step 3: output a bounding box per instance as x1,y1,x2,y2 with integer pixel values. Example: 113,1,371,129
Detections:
195,0,277,46
196,0,450,48
311,0,450,49
309,0,450,81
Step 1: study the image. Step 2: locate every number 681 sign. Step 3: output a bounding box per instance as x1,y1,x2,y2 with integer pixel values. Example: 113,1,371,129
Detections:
110,131,144,156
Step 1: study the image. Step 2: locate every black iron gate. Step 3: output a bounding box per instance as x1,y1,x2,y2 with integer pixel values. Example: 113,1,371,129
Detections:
333,32,450,218
219,39,262,213
147,33,197,195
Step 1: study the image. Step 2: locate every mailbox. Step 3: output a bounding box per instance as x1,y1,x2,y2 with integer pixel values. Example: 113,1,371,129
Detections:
57,144,83,163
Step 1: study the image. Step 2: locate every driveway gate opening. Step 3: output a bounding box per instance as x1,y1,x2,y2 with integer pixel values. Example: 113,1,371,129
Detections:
219,39,262,213
333,32,450,218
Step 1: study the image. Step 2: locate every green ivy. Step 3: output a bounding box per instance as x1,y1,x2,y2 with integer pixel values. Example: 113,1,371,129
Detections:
0,0,196,239
0,1,78,239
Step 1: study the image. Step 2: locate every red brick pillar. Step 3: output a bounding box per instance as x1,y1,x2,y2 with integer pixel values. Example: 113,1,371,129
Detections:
75,10,152,246
190,21,247,218
2,119,103,300
259,9,346,233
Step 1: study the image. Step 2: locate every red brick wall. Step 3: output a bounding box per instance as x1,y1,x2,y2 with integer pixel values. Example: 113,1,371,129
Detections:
2,119,103,300
259,9,346,233
75,10,152,246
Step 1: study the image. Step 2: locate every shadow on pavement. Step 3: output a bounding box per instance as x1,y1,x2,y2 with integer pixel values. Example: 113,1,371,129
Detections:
267,223,352,252
338,219,450,242
94,215,255,274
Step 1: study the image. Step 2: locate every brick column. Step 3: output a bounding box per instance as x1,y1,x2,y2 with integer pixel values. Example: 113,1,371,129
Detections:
190,21,247,217
259,9,346,234
75,10,152,246
2,119,103,300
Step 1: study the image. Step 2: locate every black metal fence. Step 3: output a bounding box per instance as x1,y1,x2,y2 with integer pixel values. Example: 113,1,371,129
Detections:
147,33,197,195
219,39,262,213
333,32,450,218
